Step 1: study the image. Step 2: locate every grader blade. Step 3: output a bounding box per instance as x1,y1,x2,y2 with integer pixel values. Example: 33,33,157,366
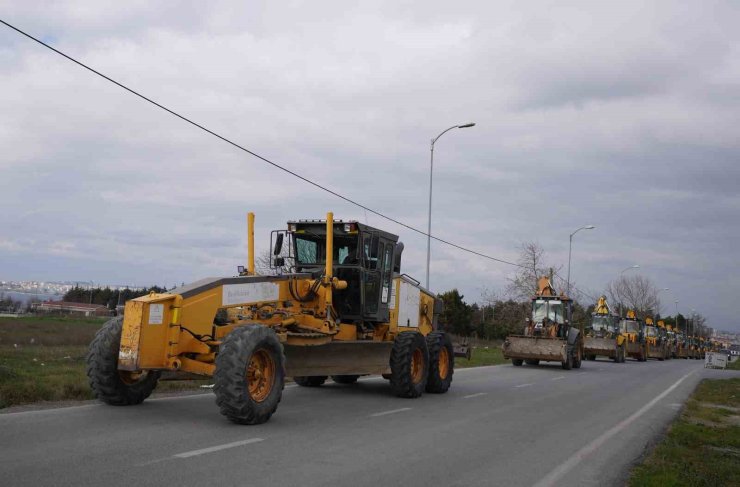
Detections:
502,336,567,362
284,341,394,377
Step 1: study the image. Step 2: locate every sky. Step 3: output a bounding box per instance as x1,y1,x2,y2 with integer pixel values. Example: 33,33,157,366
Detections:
1,1,739,331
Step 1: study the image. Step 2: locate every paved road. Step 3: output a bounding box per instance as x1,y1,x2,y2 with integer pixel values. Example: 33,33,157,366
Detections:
2,358,736,487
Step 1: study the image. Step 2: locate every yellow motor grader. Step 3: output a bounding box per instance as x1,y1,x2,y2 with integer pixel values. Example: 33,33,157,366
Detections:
583,296,626,363
645,318,667,361
620,310,648,361
502,276,583,370
86,213,455,424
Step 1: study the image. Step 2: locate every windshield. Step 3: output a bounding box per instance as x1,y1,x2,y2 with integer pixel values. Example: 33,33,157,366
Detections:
532,299,565,324
621,319,641,333
294,235,358,266
591,315,613,332
645,325,658,337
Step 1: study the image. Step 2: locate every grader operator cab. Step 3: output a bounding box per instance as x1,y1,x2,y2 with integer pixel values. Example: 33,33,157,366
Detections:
584,296,626,362
86,212,454,425
502,276,583,370
621,310,647,361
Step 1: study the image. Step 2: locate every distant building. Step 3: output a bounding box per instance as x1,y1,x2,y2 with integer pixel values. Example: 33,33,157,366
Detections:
33,301,112,317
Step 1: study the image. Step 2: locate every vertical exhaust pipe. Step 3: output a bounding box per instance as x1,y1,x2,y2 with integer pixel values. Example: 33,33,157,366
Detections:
325,212,334,311
325,212,334,281
247,212,255,275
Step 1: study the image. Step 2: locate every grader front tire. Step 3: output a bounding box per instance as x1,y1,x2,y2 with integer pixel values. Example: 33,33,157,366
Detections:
390,332,429,398
86,316,160,406
214,325,285,425
425,332,454,394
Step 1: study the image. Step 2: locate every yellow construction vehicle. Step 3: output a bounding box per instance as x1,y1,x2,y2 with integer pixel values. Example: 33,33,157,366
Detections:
86,212,455,424
620,310,648,361
689,336,700,359
665,323,678,359
502,275,583,370
676,330,689,359
658,321,672,360
645,318,667,361
583,296,626,362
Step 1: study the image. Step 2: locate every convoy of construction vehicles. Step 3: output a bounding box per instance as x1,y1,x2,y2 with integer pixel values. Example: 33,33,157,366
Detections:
87,212,712,424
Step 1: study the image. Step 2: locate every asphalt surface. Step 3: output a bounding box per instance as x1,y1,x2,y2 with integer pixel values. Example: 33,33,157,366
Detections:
1,358,736,487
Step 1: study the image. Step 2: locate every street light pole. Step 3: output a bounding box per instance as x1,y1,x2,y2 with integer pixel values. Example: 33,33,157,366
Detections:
567,225,595,296
426,122,475,289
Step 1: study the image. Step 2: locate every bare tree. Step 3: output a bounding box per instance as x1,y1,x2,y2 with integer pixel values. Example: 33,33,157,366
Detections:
506,242,561,300
254,249,291,275
605,274,660,319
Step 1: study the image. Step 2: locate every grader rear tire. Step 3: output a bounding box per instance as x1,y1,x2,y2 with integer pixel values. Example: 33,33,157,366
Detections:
331,375,360,384
86,316,160,406
425,332,454,394
294,376,328,387
214,325,285,425
390,332,429,398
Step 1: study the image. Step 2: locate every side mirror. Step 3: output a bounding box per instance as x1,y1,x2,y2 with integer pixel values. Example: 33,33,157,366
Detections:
273,233,284,256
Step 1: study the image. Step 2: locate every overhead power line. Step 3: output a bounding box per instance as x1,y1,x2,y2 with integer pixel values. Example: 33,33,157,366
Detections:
1,18,524,269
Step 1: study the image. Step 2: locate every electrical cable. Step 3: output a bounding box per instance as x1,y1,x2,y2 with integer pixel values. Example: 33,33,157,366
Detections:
3,19,628,307
0,19,523,270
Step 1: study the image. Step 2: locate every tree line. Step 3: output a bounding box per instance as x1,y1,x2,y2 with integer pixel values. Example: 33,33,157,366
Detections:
62,285,168,309
434,241,711,340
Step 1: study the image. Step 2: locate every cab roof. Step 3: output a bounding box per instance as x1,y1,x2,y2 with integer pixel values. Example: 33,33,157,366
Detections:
287,219,399,242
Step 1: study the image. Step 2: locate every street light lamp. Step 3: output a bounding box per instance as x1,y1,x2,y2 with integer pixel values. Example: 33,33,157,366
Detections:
425,122,476,289
620,264,640,274
566,225,595,295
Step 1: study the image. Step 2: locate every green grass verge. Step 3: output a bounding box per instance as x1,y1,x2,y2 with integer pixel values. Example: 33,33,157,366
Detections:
629,378,740,487
455,345,507,368
0,316,206,409
727,358,740,371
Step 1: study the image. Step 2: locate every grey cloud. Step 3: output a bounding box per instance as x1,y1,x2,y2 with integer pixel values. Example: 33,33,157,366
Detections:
1,1,739,330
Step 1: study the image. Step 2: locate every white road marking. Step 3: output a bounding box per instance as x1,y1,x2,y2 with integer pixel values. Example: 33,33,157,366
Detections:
514,383,533,388
0,404,101,418
533,370,696,487
173,438,264,458
370,407,412,417
551,376,566,381
463,392,488,399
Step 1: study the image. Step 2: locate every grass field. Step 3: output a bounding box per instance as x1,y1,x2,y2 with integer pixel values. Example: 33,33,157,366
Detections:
629,377,740,486
0,316,205,409
455,344,507,368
